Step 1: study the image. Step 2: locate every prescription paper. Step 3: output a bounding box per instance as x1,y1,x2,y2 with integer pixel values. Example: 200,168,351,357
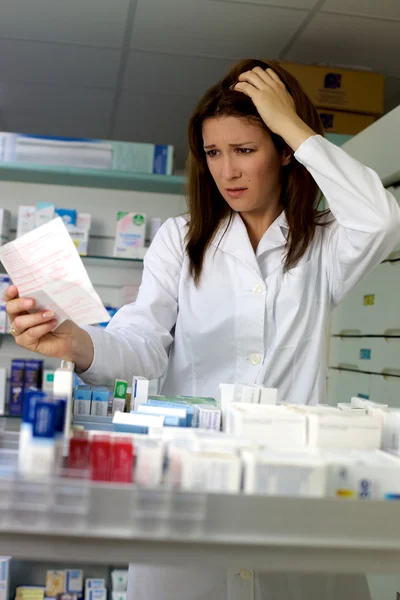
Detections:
0,217,110,327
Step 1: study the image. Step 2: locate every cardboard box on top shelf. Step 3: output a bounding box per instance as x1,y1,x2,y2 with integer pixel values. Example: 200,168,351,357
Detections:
318,109,376,136
276,61,385,116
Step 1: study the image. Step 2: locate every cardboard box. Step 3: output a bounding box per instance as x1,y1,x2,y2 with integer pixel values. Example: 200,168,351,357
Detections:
318,109,376,135
278,61,385,115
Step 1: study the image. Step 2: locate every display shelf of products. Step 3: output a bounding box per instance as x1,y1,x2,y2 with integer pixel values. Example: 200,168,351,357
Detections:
1,478,400,573
0,163,186,195
81,255,145,268
0,134,350,195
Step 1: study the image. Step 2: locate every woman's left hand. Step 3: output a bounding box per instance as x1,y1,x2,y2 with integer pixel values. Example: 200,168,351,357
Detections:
234,67,314,149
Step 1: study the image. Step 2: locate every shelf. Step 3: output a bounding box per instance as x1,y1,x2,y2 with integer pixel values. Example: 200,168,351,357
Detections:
0,413,22,419
82,255,145,268
0,162,186,195
2,483,400,573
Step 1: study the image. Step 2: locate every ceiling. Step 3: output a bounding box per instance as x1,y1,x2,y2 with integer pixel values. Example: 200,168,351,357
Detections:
0,0,399,171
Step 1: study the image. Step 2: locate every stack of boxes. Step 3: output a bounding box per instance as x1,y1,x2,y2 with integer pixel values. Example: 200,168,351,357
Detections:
278,61,385,137
16,204,91,256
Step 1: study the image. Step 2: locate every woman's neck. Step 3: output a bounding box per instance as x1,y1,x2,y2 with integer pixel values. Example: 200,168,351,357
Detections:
240,204,283,252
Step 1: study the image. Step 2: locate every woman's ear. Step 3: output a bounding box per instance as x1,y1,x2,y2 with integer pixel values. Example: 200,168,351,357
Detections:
281,148,293,167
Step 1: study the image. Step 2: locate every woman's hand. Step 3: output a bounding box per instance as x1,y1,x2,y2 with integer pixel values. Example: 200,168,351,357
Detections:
234,67,315,151
5,285,94,372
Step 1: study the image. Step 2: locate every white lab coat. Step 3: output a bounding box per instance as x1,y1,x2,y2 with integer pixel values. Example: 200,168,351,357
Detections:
82,134,400,599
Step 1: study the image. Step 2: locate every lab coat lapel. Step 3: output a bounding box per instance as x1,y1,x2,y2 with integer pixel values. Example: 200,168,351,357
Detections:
256,212,288,257
211,213,261,276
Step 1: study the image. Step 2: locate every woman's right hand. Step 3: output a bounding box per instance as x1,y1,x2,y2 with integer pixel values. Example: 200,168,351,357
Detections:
4,285,94,371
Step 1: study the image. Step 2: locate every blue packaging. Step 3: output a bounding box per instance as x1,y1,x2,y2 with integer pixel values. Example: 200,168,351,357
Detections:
22,390,48,425
73,385,92,416
55,398,66,437
113,415,179,434
136,413,180,428
146,399,194,426
91,386,109,417
32,401,57,438
92,386,109,402
55,208,77,226
24,359,43,389
9,359,25,415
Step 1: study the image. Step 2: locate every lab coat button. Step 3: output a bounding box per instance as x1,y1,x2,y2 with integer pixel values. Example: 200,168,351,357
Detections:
252,283,264,294
249,353,261,365
240,569,252,581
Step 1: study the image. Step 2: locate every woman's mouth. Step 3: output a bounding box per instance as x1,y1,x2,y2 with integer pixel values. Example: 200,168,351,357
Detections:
226,188,247,198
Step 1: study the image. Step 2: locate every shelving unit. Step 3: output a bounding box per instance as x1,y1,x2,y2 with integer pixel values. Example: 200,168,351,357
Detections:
0,162,186,195
0,133,351,195
82,255,144,268
1,483,400,573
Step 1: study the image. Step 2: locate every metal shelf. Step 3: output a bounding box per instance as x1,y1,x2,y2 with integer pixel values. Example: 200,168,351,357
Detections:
1,482,400,573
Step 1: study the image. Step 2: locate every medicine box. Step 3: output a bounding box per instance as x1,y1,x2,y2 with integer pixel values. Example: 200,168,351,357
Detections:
0,132,174,174
73,385,92,416
114,212,146,258
65,570,83,594
326,450,400,500
0,307,7,335
91,386,109,417
0,556,11,600
228,404,307,447
35,203,55,228
307,413,382,450
46,571,65,597
42,369,55,392
24,359,43,390
0,209,11,245
0,275,11,305
242,449,327,497
0,367,6,415
180,449,241,493
9,359,25,415
17,205,36,238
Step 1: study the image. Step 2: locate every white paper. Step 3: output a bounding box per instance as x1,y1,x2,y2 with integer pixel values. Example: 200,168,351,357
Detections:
0,217,110,327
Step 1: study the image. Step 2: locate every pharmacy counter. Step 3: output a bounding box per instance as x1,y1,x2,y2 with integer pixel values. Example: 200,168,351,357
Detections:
1,482,400,574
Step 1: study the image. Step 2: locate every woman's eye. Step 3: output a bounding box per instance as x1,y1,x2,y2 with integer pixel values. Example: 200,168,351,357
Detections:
206,149,218,157
236,148,254,155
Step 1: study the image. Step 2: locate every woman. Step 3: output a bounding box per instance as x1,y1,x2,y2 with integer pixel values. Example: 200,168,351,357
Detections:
5,59,400,599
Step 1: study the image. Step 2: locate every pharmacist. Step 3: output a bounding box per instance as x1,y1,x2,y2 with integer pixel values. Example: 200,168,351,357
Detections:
6,59,399,599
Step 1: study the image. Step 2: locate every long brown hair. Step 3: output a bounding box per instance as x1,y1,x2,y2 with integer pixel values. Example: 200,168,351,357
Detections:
186,58,328,285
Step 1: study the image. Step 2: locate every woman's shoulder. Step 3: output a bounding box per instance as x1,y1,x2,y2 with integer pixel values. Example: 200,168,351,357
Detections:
147,215,188,262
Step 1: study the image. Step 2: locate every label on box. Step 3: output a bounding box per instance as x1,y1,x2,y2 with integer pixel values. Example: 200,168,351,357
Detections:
363,294,375,306
360,349,371,360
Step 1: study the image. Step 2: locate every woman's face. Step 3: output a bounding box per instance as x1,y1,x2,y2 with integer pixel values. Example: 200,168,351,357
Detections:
202,115,289,216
